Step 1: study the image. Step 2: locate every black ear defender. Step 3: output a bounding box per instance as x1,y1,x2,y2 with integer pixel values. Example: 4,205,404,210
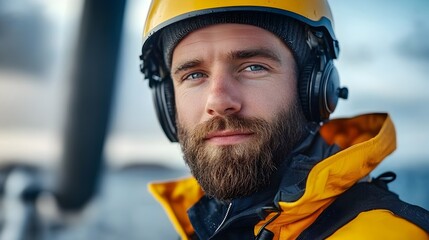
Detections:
152,76,178,142
141,49,179,142
298,30,348,123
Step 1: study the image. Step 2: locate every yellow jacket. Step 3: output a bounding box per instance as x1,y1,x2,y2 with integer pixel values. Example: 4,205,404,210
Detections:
149,113,429,239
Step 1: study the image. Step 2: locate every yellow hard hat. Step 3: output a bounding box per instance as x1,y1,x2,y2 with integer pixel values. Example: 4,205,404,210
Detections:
143,0,336,39
141,0,339,80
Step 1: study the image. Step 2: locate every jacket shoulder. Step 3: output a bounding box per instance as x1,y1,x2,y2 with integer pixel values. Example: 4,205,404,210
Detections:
297,176,429,239
329,209,429,240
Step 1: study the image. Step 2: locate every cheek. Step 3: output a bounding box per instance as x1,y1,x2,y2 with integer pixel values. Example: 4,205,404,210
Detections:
174,90,205,127
244,80,297,117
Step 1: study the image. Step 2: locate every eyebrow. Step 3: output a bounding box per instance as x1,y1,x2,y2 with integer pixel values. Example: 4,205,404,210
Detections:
228,48,281,63
173,59,202,75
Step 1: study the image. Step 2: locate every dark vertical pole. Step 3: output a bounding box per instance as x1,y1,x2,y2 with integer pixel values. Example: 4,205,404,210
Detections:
55,0,126,210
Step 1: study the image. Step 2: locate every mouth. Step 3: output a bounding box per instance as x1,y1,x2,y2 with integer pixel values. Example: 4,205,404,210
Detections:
204,130,254,145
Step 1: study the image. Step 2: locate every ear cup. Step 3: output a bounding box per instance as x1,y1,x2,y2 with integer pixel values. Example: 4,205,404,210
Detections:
298,58,341,122
320,61,341,120
298,62,316,121
152,77,178,142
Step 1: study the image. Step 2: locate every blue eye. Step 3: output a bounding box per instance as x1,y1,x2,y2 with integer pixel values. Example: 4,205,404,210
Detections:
184,72,206,80
244,65,266,72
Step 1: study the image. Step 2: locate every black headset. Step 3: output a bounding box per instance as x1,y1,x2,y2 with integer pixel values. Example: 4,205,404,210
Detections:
152,73,178,142
298,51,348,123
141,30,348,143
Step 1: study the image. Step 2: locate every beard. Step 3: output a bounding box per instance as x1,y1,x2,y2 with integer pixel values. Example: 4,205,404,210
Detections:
177,101,307,201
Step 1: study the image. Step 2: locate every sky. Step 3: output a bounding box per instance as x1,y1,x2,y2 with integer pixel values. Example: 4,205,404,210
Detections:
329,1,429,168
0,0,428,169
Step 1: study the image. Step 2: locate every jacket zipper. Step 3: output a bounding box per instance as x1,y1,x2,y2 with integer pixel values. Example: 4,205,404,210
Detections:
213,202,232,234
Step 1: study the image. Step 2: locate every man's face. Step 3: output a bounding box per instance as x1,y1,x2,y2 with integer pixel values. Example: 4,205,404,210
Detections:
171,24,306,201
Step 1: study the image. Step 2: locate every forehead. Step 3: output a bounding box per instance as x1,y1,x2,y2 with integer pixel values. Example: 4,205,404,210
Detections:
178,23,282,45
172,23,289,60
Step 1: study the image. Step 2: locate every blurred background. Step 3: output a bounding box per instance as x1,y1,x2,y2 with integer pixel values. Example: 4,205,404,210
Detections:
0,0,428,239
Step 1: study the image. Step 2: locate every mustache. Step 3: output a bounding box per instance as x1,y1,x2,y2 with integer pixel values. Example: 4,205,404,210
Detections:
185,115,268,143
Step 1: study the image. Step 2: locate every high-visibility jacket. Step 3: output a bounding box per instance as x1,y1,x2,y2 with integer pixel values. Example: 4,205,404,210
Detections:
149,113,429,239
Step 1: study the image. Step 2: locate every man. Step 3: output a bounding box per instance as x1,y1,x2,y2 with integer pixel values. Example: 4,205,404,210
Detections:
140,0,429,239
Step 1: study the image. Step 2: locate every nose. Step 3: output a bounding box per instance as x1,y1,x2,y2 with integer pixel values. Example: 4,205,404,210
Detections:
205,72,242,117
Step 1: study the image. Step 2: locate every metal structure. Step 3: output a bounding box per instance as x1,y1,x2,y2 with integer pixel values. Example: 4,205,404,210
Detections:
0,0,127,239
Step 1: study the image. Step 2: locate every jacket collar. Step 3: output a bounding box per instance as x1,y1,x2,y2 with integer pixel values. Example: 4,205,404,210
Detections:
148,113,397,239
256,113,397,236
187,122,341,239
